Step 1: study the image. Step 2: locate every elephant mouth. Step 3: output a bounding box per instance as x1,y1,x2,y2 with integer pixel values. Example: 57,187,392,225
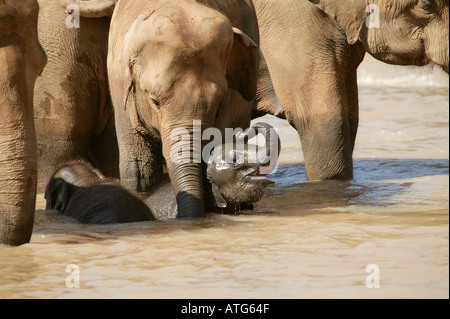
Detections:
244,167,275,186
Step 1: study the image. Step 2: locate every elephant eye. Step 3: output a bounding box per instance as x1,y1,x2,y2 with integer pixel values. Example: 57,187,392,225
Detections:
229,151,244,166
418,0,435,11
150,98,161,109
232,152,238,164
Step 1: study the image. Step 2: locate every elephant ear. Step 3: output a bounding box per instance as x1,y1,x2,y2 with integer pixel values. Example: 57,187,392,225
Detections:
58,0,116,18
226,27,259,102
44,179,69,212
211,184,228,208
308,0,367,45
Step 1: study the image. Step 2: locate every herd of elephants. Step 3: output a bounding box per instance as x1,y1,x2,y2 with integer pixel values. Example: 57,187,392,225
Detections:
0,0,448,246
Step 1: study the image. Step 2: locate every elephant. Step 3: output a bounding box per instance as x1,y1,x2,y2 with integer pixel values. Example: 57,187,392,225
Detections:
44,161,155,224
206,122,280,210
146,122,280,217
34,0,119,192
44,124,278,223
253,0,449,181
108,0,261,219
0,0,47,245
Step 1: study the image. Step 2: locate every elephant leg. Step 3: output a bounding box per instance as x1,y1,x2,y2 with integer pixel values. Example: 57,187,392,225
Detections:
295,71,355,181
115,110,164,195
296,44,365,181
0,101,37,246
0,49,37,246
300,116,354,181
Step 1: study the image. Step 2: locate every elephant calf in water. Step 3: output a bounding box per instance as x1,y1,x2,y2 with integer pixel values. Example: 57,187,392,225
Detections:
44,123,279,223
44,161,154,224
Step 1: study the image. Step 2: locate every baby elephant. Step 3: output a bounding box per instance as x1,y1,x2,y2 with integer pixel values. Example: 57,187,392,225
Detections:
207,122,280,209
45,161,155,224
45,123,280,223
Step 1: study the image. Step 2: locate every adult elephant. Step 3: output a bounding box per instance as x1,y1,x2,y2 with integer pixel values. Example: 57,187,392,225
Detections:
108,0,260,218
253,0,449,181
0,0,47,245
34,0,118,192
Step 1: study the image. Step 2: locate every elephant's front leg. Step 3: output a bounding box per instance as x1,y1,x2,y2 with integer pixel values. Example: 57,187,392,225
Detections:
295,44,364,181
115,111,164,195
300,112,354,181
296,74,357,181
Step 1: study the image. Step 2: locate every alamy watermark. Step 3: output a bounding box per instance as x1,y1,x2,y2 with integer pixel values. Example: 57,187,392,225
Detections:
365,264,381,288
66,264,80,289
170,120,279,175
65,4,80,29
366,4,381,29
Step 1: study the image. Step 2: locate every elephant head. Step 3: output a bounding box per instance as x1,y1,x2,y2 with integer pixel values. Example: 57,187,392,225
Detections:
44,161,110,216
0,0,47,245
309,0,449,73
207,122,280,208
108,0,259,219
48,160,106,188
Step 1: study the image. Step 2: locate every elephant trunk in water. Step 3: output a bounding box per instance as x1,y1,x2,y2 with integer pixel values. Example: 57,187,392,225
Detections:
161,126,205,219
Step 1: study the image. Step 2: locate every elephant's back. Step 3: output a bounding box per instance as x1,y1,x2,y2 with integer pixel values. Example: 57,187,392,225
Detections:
64,184,155,224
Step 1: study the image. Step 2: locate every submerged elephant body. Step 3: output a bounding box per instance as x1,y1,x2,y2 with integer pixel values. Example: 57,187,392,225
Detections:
46,179,155,224
108,0,260,219
45,161,155,224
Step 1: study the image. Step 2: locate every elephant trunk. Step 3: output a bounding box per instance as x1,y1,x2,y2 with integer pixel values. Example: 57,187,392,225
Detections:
162,126,205,219
237,122,281,174
253,122,281,159
167,162,205,219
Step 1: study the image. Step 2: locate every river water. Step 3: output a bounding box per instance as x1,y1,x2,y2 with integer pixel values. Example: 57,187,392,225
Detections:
1,56,448,299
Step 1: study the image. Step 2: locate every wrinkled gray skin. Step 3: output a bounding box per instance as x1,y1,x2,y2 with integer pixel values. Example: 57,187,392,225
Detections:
0,0,47,245
34,0,119,192
253,0,449,181
44,128,278,223
108,0,260,220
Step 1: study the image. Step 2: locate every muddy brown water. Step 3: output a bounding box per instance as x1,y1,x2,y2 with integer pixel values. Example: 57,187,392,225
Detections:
1,56,448,299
